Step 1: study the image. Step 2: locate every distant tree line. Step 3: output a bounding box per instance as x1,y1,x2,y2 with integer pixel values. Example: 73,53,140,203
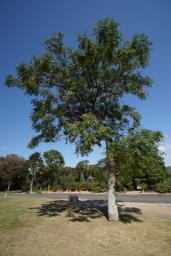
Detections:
0,130,171,193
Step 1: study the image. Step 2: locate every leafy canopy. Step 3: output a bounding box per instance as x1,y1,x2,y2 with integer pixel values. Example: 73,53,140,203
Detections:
0,154,25,181
111,129,166,188
5,19,152,155
28,152,43,166
28,152,43,176
43,149,64,168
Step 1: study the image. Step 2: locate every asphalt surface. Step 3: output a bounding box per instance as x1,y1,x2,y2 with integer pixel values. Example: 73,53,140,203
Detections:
3,192,171,204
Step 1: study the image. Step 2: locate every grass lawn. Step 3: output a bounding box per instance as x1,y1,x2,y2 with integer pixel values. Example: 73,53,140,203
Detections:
0,195,171,256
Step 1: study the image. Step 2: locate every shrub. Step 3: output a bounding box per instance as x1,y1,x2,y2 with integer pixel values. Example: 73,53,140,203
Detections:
77,181,107,192
51,184,62,192
90,182,107,192
52,180,107,193
116,179,126,192
78,182,92,191
155,183,169,193
66,183,78,191
32,188,42,193
140,183,148,191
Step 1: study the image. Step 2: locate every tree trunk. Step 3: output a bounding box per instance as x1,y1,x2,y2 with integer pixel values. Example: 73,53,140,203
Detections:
29,177,34,194
106,141,119,221
47,183,50,191
7,180,11,192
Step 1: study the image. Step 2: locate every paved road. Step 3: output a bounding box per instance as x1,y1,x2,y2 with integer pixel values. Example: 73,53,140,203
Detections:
3,192,171,204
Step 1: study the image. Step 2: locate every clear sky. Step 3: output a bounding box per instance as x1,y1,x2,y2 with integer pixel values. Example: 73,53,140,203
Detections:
0,0,171,166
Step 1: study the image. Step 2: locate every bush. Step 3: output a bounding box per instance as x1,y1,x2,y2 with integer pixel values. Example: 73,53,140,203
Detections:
66,183,78,191
139,183,148,191
78,182,92,191
155,183,169,193
116,179,127,192
90,182,107,192
51,184,62,192
32,188,43,193
21,177,31,192
52,179,107,193
77,181,107,192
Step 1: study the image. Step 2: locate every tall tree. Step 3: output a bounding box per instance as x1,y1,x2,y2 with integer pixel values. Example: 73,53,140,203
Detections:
43,149,64,191
110,129,166,191
5,19,152,220
125,129,166,189
28,152,43,193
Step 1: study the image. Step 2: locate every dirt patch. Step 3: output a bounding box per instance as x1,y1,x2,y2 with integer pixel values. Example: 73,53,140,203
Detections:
120,202,171,221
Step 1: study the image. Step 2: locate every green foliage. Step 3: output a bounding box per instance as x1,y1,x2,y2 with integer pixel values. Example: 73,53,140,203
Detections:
4,20,157,197
111,129,167,190
58,174,76,190
43,150,64,168
52,179,107,192
89,182,107,192
42,149,65,189
128,129,166,189
32,188,43,193
28,152,43,176
91,166,107,184
139,183,148,191
0,128,167,193
80,171,86,182
66,174,75,184
27,152,44,192
78,182,91,191
0,154,26,191
5,19,152,158
155,178,171,193
51,184,62,192
21,177,31,192
29,152,43,166
76,160,89,181
77,181,106,192
155,183,169,193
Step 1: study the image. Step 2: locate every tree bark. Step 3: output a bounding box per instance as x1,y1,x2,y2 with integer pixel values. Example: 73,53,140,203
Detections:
7,180,11,192
29,177,34,194
106,141,119,221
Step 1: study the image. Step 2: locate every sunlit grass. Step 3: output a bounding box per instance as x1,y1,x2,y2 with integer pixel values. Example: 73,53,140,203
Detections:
0,196,171,256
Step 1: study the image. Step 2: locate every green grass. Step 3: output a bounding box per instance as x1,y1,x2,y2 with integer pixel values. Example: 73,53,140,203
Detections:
0,196,49,233
0,198,27,232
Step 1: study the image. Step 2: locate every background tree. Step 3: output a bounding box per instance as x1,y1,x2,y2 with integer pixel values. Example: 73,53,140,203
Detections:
92,166,108,186
0,154,25,192
43,149,65,191
28,152,43,193
5,19,152,220
108,129,166,191
12,160,29,191
125,129,166,190
76,160,89,182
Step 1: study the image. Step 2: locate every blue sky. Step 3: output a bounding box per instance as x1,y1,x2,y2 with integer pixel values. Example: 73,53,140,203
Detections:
0,0,171,166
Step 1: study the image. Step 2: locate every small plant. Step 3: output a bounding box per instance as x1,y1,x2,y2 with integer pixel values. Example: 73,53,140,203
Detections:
140,183,148,192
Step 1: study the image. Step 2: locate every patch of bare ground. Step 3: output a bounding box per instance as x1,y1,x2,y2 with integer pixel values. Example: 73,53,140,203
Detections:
0,197,171,256
121,202,171,221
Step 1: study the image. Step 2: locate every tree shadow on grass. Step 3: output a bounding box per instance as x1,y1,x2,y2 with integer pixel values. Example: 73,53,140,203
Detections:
30,200,143,223
118,205,143,223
